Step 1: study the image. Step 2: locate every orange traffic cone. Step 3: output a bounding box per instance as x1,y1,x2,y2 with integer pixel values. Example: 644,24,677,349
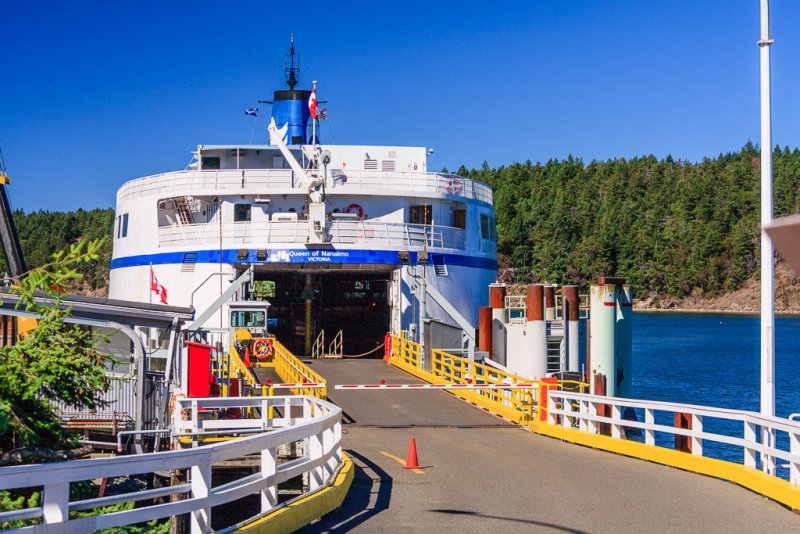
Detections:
244,347,252,368
403,437,421,469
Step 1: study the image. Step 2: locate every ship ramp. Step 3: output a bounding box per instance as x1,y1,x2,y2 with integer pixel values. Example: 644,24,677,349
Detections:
295,358,800,533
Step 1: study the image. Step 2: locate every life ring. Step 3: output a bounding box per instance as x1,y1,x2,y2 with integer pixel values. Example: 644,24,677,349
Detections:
446,178,462,195
346,204,364,219
253,338,274,361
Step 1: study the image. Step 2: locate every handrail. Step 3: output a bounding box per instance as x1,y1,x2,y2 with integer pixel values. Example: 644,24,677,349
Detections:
117,169,493,205
270,339,327,399
0,395,343,534
156,220,467,250
545,389,800,485
329,330,343,358
312,330,325,359
387,334,538,424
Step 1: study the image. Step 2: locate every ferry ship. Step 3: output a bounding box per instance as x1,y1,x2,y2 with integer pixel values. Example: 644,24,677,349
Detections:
108,41,497,356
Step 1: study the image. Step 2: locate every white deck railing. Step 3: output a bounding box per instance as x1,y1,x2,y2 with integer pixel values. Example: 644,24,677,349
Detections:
0,396,343,534
546,390,800,484
117,169,493,204
157,220,466,250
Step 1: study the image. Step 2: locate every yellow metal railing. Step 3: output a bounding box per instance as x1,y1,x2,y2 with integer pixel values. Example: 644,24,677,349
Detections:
387,334,534,424
387,334,589,424
270,339,327,400
430,349,536,424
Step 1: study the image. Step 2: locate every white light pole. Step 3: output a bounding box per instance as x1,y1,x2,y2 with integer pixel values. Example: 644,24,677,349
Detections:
758,0,775,421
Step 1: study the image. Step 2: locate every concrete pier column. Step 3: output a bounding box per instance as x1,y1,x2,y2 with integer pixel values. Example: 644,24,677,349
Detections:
488,283,506,365
590,281,617,396
526,284,547,379
478,306,493,354
544,285,556,320
563,286,580,373
616,285,633,397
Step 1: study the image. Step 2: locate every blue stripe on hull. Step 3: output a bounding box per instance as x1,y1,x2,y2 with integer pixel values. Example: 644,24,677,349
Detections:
110,249,498,271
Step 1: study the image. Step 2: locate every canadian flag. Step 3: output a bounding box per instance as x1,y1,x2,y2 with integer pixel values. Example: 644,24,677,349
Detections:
308,87,318,119
150,266,168,304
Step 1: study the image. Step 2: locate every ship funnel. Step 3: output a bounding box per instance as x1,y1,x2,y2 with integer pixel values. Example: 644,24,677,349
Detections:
269,37,317,146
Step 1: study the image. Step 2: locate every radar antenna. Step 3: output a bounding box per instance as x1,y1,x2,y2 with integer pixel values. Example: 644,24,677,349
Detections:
285,33,300,90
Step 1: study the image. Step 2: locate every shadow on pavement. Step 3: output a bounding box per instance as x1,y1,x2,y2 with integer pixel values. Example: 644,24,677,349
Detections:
429,509,589,533
299,449,393,533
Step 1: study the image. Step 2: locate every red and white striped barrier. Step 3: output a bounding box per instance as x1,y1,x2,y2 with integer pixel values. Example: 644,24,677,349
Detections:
253,382,326,389
334,382,536,390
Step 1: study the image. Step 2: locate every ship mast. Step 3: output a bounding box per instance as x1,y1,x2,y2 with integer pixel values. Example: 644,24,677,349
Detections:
285,33,300,90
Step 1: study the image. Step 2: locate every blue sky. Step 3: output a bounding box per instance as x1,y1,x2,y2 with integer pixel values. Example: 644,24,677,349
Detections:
1,1,798,212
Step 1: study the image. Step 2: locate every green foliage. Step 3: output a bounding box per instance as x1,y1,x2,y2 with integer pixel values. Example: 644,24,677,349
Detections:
3,208,114,291
471,145,800,297
0,487,170,532
0,239,113,451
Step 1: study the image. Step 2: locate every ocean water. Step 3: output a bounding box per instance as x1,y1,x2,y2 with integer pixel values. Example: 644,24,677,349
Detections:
630,312,800,467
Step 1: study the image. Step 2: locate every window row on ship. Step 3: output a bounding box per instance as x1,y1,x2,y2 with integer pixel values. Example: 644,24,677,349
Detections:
114,196,496,251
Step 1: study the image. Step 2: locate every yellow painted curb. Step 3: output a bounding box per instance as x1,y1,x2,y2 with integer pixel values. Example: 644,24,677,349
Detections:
531,421,800,510
233,453,355,533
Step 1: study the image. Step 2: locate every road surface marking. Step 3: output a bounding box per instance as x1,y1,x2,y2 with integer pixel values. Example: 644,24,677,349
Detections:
380,451,424,474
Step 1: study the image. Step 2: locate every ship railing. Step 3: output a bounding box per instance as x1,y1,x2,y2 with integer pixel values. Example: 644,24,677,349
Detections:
0,395,344,534
543,390,800,489
328,170,493,204
502,293,591,323
118,169,493,204
157,220,466,250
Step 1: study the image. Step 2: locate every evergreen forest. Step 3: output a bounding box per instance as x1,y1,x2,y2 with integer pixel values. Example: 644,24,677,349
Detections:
454,144,800,297
4,144,800,300
2,208,114,291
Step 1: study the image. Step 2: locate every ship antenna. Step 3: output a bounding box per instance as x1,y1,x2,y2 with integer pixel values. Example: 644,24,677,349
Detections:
285,33,300,90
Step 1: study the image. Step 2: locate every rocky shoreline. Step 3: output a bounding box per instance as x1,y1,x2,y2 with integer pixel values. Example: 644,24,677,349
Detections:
633,263,800,314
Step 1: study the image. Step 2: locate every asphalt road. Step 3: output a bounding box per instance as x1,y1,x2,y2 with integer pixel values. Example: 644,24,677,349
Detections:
298,359,800,533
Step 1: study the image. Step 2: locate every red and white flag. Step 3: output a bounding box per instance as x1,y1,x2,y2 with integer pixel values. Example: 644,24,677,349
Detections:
308,87,318,119
150,266,168,304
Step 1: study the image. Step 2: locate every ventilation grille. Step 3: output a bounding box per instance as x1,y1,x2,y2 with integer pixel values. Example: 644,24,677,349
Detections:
381,160,395,172
364,159,378,170
181,252,199,273
388,150,397,159
431,254,447,276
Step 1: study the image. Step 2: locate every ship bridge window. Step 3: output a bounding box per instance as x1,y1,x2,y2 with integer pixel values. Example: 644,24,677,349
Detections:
201,157,220,170
231,310,266,329
480,214,489,239
410,205,432,226
234,204,251,222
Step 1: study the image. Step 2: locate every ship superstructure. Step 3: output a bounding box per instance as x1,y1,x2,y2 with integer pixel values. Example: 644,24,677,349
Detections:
109,42,497,355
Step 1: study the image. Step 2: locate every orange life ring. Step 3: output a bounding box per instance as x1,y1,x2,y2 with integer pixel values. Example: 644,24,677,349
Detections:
253,338,274,361
346,204,364,219
446,178,462,195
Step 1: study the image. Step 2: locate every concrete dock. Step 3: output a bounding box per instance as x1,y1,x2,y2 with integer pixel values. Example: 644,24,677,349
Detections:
300,359,800,533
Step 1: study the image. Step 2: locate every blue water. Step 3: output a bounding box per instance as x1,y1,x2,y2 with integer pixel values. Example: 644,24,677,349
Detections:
630,312,800,468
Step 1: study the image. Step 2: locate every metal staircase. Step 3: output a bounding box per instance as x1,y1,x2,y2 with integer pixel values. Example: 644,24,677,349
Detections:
173,197,193,225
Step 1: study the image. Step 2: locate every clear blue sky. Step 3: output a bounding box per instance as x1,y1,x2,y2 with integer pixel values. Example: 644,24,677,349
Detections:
1,1,798,212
